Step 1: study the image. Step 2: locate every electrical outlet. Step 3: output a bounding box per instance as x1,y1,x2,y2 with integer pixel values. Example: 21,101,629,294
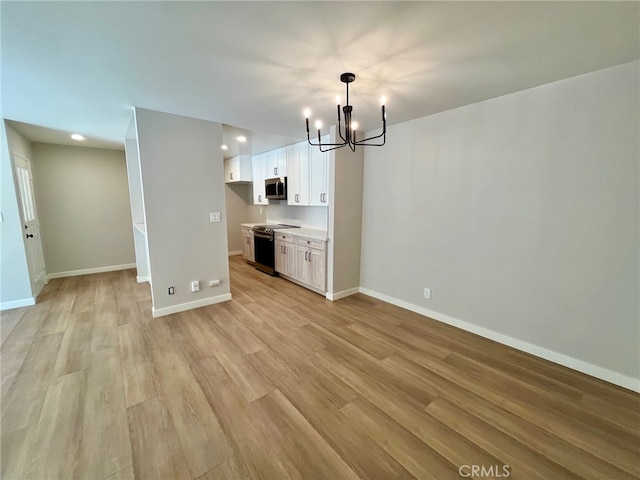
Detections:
168,286,175,295
209,279,221,287
423,288,431,300
191,281,200,292
209,211,221,223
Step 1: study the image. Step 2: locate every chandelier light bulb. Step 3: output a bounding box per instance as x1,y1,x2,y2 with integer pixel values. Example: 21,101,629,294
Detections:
314,120,323,130
303,108,311,118
351,121,359,131
380,95,387,106
336,95,341,105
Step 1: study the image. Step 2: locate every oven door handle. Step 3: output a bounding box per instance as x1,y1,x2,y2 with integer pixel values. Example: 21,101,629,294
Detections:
254,232,273,241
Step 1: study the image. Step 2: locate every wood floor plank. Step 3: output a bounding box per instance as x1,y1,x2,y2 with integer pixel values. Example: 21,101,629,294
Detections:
389,345,640,473
213,347,274,402
127,396,191,480
426,397,582,479
247,348,414,480
2,332,64,434
118,322,160,408
77,348,132,480
382,353,639,480
148,318,232,478
1,303,51,396
250,389,360,480
341,397,459,480
193,355,303,480
23,370,85,479
53,311,93,377
314,348,506,471
196,455,252,480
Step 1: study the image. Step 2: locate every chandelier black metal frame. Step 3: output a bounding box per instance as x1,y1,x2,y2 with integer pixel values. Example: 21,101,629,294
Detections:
304,72,386,152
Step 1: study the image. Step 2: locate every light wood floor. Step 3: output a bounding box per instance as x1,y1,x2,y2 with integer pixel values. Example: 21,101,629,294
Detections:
2,255,639,480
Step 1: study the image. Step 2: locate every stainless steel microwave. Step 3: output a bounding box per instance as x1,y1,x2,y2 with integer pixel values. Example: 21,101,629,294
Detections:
265,177,287,200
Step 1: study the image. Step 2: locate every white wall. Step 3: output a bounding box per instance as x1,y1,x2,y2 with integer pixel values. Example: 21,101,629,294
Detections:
1,122,34,307
30,143,135,276
361,61,639,387
135,108,230,316
267,204,328,230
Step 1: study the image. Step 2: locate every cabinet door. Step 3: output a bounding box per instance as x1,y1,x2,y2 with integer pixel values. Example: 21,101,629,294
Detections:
308,248,326,291
265,150,278,178
309,140,329,206
276,148,287,177
295,245,310,284
275,239,286,273
252,154,268,205
287,143,309,206
248,234,255,262
285,241,296,277
224,156,238,183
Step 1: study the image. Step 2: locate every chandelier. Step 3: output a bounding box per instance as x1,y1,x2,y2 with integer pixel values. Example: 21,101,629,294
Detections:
304,72,386,152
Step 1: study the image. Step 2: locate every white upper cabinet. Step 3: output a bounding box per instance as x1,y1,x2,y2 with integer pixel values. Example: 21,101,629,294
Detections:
266,147,287,178
309,136,330,206
224,155,253,183
251,153,269,205
287,142,310,206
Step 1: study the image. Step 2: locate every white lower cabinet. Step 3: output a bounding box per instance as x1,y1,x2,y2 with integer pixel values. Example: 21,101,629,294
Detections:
242,227,255,262
275,233,326,293
275,236,295,276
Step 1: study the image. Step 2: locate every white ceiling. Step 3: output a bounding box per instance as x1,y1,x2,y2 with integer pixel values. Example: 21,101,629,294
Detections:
2,1,638,156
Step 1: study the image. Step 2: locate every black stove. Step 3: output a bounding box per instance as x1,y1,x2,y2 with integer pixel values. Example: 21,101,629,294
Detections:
252,224,300,275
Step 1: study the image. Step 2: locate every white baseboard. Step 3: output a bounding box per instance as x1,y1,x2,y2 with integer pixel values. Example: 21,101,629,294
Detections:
359,287,640,393
326,287,360,301
228,250,243,256
1,297,36,311
48,263,136,280
136,276,151,284
152,293,232,318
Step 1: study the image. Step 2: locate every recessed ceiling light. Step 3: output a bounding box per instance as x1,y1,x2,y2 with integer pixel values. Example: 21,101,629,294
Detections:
71,133,85,141
236,135,247,143
221,144,228,150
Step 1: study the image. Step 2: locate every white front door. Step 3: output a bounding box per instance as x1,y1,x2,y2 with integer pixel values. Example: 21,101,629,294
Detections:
13,154,47,297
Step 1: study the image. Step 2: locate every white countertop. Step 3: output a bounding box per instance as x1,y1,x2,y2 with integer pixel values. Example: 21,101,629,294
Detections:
241,223,328,241
287,227,328,241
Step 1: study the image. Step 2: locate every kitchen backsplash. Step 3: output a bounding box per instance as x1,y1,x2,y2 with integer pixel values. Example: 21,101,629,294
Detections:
267,204,328,230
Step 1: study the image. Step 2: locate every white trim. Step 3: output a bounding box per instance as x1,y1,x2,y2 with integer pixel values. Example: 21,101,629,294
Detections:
152,293,232,318
228,250,243,256
136,276,151,284
47,263,136,280
1,297,36,311
326,287,360,301
359,287,640,393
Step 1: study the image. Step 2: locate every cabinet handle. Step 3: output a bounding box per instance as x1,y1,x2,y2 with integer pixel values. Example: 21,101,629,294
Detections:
230,172,234,180
308,252,312,263
258,194,261,202
274,167,277,175
304,251,308,261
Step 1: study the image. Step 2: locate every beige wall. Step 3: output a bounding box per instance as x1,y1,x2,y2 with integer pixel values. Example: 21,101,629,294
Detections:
360,61,639,385
31,143,134,275
135,108,230,315
225,183,265,253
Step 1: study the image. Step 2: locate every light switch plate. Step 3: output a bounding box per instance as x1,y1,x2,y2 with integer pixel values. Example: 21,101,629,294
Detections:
210,211,221,223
